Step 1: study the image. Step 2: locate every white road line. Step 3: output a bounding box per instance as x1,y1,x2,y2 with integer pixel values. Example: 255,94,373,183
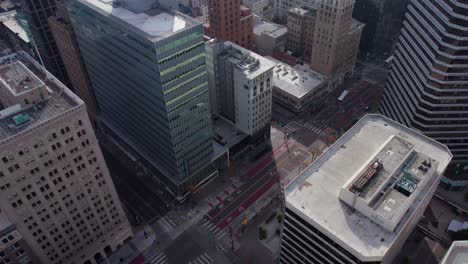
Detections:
202,253,213,262
159,217,175,230
215,229,227,239
151,253,167,264
291,121,302,127
208,224,218,232
165,216,177,227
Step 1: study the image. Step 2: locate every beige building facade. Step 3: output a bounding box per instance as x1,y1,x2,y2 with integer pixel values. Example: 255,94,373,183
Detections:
286,6,315,59
286,1,364,85
48,0,98,124
0,52,132,264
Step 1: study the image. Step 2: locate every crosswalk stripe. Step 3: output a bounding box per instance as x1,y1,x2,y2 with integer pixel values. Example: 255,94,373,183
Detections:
215,230,227,239
165,217,176,227
200,254,210,263
208,224,218,232
201,220,211,228
151,253,167,264
159,217,176,229
202,253,213,262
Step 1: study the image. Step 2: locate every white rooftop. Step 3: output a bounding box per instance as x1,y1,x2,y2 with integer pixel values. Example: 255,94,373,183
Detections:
0,11,29,43
289,6,316,16
79,0,195,40
285,114,452,261
0,52,83,142
442,241,468,264
269,57,327,98
253,18,287,38
0,61,43,95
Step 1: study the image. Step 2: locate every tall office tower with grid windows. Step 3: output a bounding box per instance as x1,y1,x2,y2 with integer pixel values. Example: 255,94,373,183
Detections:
0,52,132,264
68,0,216,200
207,0,254,49
380,0,468,189
285,1,364,86
14,0,71,87
48,0,98,123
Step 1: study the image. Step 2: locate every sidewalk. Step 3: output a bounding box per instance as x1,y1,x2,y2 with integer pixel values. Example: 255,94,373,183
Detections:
436,186,468,213
101,226,156,264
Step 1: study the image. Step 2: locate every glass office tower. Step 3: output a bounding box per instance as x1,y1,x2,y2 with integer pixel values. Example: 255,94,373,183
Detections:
68,0,215,199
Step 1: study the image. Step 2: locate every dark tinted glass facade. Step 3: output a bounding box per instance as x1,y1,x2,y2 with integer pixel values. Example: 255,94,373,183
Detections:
68,2,214,196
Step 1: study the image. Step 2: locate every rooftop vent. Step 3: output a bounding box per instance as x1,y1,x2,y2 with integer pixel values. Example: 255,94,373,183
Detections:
12,113,30,125
349,160,383,193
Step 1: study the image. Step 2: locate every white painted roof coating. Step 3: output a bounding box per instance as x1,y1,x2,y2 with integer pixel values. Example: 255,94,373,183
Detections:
285,114,452,261
268,57,326,99
0,11,29,43
81,0,191,38
442,241,468,264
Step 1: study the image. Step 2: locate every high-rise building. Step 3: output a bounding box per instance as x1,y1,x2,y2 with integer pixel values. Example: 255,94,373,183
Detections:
68,0,216,200
286,6,315,59
380,0,468,188
0,212,39,264
14,0,71,87
207,0,254,50
309,0,363,84
281,114,452,264
48,0,98,123
353,0,410,61
206,40,276,143
0,52,132,264
285,2,364,85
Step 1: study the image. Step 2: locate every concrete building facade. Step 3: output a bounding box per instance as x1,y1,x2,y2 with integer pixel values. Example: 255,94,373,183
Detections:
68,0,216,200
286,6,315,59
281,114,452,264
253,15,287,56
242,0,275,19
380,0,468,188
274,0,317,22
0,212,39,264
354,0,410,61
206,40,276,143
0,52,132,264
207,0,254,50
48,0,98,123
15,0,70,87
285,1,364,85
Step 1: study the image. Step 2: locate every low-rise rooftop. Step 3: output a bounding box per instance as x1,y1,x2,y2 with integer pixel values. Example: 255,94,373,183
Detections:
269,58,327,98
222,41,277,79
78,0,197,41
441,241,468,264
285,114,452,261
0,52,83,142
253,18,287,38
